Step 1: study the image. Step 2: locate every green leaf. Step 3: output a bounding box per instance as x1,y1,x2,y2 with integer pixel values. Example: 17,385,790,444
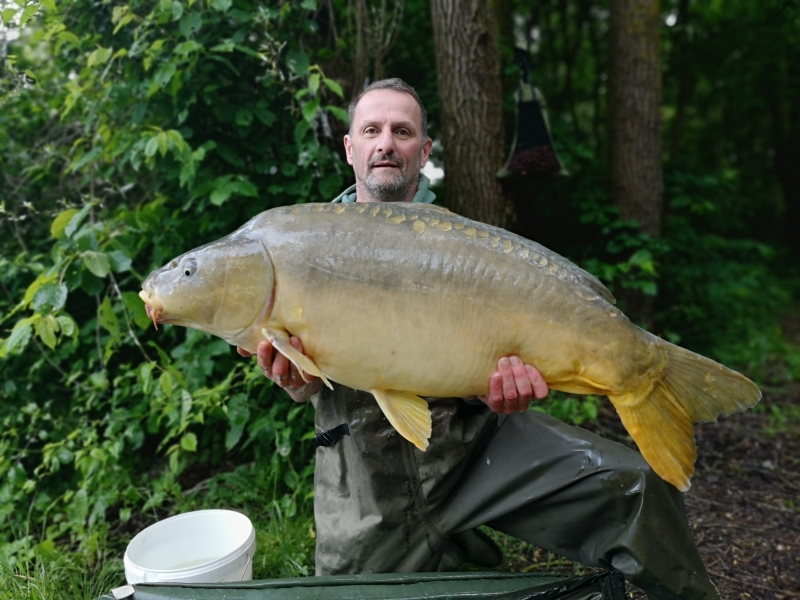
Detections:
179,11,202,38
123,291,151,330
108,250,132,273
6,322,33,354
112,5,129,23
323,77,343,98
285,49,309,75
225,394,250,451
628,249,652,265
2,8,17,24
209,181,235,206
255,108,276,126
98,297,120,337
51,209,79,239
640,281,658,296
70,488,89,526
174,40,200,55
309,73,320,94
23,273,58,306
144,135,160,157
180,432,197,452
57,31,81,46
211,0,232,11
326,105,348,124
87,47,113,68
154,62,177,88
35,317,58,350
82,251,110,278
113,12,135,34
302,98,320,122
208,176,258,205
139,362,155,395
235,108,253,127
56,315,77,339
166,129,187,153
180,390,193,425
32,283,68,313
157,131,169,157
294,120,310,144
65,204,91,238
160,372,175,397
171,0,184,20
20,3,38,23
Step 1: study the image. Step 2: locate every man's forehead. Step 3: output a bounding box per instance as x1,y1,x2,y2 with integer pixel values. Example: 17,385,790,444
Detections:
354,89,422,128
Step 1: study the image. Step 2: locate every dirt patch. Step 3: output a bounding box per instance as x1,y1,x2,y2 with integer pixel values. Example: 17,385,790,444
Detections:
495,386,800,599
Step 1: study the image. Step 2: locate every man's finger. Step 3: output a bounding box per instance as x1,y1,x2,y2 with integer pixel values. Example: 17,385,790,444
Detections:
486,372,505,412
498,357,518,407
290,336,304,353
272,349,291,380
526,364,549,399
237,347,253,357
509,356,533,404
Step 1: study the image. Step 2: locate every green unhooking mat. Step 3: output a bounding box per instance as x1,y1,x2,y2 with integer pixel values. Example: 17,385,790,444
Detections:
96,570,626,600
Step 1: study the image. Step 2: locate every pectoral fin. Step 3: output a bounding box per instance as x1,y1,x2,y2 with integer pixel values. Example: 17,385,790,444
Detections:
371,389,432,451
262,328,333,390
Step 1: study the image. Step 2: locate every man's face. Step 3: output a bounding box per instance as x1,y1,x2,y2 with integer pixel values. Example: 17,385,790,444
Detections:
344,89,433,202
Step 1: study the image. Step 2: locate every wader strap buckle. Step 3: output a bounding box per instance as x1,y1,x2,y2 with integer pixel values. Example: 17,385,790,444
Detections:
312,423,350,448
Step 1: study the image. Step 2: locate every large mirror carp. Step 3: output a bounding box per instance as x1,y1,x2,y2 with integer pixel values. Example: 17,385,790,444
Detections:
139,202,761,491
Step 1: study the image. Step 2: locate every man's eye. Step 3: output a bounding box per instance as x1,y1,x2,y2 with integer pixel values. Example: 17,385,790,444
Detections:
364,127,377,135
397,129,409,136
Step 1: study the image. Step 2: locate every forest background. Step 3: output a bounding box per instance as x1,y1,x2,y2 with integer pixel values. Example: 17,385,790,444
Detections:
0,0,798,598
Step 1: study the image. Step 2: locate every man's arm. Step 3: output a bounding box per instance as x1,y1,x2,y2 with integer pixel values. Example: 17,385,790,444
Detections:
239,342,548,411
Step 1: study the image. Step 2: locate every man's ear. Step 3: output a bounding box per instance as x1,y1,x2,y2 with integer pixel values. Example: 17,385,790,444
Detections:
419,137,433,168
343,134,354,165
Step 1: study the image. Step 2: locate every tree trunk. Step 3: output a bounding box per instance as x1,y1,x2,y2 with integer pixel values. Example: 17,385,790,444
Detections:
430,0,508,227
609,0,663,325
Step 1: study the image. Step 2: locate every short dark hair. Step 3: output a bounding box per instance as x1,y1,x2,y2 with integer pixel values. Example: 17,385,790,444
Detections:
348,78,429,141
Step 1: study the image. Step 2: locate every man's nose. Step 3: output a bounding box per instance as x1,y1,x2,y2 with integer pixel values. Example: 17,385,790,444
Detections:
375,129,396,154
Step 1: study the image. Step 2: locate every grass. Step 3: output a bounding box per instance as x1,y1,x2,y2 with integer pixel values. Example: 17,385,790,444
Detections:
0,555,123,600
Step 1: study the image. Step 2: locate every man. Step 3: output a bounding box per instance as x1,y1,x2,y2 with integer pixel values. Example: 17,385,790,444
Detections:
240,79,719,600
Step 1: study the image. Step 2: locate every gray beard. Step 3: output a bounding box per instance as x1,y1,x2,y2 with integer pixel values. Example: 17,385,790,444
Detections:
363,170,417,202
359,149,423,202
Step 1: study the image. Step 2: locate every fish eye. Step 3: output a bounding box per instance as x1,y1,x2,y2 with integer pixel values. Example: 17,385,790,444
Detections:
182,259,197,277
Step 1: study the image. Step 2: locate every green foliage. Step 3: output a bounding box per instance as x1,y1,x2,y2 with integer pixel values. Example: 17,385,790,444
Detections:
0,0,343,571
532,392,601,427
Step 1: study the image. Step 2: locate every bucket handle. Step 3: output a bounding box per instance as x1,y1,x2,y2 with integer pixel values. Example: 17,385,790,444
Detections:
237,553,252,581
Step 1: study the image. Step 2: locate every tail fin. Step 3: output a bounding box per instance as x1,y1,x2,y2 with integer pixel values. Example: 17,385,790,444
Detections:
609,340,761,492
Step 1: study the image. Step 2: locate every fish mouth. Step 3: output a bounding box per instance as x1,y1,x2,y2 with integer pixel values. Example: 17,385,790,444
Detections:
139,289,168,330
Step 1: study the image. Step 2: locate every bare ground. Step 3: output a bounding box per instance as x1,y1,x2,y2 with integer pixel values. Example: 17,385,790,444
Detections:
493,386,800,599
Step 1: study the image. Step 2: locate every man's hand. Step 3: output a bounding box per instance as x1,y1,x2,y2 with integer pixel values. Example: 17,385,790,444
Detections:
479,356,548,414
237,337,322,403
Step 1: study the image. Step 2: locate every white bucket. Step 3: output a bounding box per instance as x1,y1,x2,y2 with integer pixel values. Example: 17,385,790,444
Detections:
124,509,256,584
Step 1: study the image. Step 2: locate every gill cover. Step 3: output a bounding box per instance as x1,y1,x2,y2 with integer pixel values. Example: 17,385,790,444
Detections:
140,233,274,341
